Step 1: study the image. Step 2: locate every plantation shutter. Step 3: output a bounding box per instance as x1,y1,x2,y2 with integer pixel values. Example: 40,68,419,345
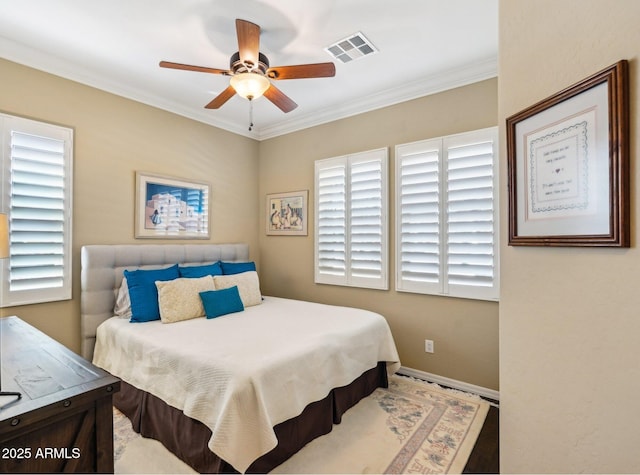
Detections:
445,129,498,299
1,115,73,306
395,127,498,301
349,150,387,289
315,159,347,283
315,149,388,289
395,139,442,294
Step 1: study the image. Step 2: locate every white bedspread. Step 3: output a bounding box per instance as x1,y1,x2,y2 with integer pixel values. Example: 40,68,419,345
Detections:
93,296,400,473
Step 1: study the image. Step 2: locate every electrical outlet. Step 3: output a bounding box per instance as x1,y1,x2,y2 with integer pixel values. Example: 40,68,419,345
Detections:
424,339,434,353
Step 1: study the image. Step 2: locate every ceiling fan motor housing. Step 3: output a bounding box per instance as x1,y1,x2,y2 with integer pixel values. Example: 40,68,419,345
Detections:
230,51,270,76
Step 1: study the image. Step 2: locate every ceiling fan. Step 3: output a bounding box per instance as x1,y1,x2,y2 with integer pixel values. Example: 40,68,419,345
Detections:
160,19,336,115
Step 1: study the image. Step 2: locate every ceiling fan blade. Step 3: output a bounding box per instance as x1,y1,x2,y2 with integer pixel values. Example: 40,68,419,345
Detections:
267,62,336,80
204,85,236,109
263,84,298,113
236,19,260,68
159,61,229,75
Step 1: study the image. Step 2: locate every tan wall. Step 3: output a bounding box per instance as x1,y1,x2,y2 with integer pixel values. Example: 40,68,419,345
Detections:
259,79,499,390
0,57,499,392
0,58,260,352
499,1,640,472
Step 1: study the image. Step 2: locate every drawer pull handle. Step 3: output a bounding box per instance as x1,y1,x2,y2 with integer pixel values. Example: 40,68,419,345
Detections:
10,418,20,426
106,385,113,393
63,400,71,407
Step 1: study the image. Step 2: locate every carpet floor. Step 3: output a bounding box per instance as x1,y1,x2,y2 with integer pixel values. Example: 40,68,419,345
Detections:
114,374,489,474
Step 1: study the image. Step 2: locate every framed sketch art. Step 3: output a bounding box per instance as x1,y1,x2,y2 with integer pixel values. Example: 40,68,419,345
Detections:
266,190,308,236
135,171,210,239
506,60,629,247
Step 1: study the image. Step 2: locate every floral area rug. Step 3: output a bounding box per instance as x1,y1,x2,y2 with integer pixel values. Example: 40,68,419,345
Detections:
113,374,489,474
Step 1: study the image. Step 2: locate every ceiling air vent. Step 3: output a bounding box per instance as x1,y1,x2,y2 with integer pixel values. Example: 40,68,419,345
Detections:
325,32,378,63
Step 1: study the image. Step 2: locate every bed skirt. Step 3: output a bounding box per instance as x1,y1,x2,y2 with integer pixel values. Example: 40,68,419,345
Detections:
114,362,388,473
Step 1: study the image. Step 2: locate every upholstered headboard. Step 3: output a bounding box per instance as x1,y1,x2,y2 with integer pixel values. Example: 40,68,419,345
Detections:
80,243,250,360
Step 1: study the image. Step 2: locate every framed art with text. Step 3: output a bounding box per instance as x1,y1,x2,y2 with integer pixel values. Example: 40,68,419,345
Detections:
266,190,308,236
507,60,629,247
135,171,210,239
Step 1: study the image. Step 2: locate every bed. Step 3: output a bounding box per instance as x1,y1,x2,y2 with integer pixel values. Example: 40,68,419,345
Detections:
80,243,400,473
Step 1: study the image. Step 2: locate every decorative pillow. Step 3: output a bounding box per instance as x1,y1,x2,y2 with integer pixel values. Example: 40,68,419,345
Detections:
213,271,262,307
179,261,223,278
200,286,244,319
113,277,132,319
155,276,216,323
220,261,256,275
124,264,179,323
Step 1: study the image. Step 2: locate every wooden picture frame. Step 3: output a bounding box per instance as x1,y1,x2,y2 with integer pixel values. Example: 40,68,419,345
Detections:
507,60,629,247
266,190,308,236
135,171,210,239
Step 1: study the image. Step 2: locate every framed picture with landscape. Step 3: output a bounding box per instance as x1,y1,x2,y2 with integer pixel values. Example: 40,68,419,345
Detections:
135,171,210,239
506,60,629,247
266,190,308,236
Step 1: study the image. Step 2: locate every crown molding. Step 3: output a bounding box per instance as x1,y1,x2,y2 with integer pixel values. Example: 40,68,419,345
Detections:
0,37,254,138
255,57,498,140
1,37,496,141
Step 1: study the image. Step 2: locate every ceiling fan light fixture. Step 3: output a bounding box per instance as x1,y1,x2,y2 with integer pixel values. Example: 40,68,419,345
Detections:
230,72,270,100
161,19,327,114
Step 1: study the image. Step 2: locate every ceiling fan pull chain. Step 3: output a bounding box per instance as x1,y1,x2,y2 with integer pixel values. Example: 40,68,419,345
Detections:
248,98,254,131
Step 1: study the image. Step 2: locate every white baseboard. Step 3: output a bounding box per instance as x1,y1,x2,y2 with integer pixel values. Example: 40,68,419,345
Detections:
398,366,500,403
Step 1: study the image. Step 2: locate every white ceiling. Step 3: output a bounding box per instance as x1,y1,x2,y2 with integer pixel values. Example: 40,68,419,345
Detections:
0,0,498,140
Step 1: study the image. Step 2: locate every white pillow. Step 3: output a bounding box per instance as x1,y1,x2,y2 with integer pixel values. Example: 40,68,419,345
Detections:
213,271,262,307
155,275,216,323
114,277,132,319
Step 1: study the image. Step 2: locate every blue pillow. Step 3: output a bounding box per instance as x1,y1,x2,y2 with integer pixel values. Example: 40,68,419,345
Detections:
124,264,179,322
220,261,256,275
200,286,245,319
179,261,223,278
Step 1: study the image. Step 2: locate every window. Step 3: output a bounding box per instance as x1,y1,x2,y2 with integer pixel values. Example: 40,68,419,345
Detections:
0,114,73,307
315,148,388,290
395,127,499,301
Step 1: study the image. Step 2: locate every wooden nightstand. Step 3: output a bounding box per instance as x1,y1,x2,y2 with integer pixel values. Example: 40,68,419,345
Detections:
0,316,120,473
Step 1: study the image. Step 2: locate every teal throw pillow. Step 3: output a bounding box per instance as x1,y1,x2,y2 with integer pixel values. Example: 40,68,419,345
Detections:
220,261,256,275
124,264,179,323
179,261,223,278
200,286,245,319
